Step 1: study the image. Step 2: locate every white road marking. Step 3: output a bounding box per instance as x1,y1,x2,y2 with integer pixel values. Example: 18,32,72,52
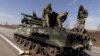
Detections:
0,34,24,54
92,50,100,54
91,46,100,54
93,46,100,50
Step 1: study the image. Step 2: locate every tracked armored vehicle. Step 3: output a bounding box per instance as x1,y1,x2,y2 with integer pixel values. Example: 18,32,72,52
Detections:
14,12,94,56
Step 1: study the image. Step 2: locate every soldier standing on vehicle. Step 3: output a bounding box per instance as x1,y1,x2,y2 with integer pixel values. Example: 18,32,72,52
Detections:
56,12,68,28
76,5,88,34
42,3,52,27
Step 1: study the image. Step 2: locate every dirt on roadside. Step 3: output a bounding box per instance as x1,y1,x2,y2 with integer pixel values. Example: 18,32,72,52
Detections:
89,31,100,47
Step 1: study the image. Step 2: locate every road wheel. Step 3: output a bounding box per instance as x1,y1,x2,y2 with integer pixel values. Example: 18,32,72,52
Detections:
22,39,27,47
41,47,48,56
47,46,59,56
18,37,22,44
16,36,20,42
31,43,41,54
26,41,32,50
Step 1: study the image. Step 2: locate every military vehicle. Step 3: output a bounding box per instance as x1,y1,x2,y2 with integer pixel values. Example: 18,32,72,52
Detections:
14,11,94,56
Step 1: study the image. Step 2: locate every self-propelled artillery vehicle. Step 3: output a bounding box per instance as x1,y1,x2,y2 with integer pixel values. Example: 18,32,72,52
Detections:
14,12,94,56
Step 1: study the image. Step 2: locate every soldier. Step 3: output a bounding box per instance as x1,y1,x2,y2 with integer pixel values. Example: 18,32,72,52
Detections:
56,12,68,28
21,16,29,24
76,5,88,34
42,3,52,27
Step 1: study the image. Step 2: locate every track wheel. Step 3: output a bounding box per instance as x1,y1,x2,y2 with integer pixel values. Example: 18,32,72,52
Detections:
41,47,48,56
26,41,32,50
16,36,20,42
22,39,27,47
18,37,22,44
47,46,59,56
31,43,41,54
20,38,24,45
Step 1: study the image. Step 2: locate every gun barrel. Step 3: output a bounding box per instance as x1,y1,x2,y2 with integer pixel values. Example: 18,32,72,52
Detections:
21,13,43,20
29,19,43,23
21,13,43,26
21,13,32,17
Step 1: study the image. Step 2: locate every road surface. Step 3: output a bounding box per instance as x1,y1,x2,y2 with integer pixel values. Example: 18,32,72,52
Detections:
0,27,100,56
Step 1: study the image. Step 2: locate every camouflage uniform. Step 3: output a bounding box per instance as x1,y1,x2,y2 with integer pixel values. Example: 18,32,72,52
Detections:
42,3,52,27
76,5,88,34
21,16,29,24
56,12,68,28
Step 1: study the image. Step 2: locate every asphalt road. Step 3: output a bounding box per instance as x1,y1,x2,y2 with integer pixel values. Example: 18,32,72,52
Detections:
0,27,100,56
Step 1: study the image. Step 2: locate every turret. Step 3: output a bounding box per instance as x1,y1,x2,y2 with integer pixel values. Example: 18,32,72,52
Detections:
21,13,43,26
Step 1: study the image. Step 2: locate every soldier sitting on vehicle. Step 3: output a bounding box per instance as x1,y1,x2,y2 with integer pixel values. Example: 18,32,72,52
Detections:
21,16,29,24
42,3,68,28
42,3,52,27
56,12,68,28
76,5,88,34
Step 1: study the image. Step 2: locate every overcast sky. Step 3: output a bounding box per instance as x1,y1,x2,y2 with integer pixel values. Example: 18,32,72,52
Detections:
0,0,99,30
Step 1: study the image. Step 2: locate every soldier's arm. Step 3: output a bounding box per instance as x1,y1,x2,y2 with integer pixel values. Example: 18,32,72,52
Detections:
84,9,88,18
61,15,67,22
77,9,80,19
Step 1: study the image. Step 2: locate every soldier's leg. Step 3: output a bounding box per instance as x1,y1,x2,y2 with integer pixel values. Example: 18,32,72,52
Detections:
43,19,46,27
82,27,85,34
58,19,63,28
80,19,84,34
77,19,81,32
76,19,80,28
57,18,61,27
81,19,85,34
59,22,62,28
45,14,50,27
80,25,84,34
78,19,84,33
